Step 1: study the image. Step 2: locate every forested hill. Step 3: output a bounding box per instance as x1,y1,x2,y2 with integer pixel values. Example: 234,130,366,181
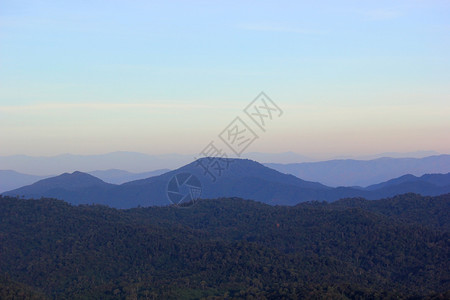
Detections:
1,194,449,299
324,193,450,231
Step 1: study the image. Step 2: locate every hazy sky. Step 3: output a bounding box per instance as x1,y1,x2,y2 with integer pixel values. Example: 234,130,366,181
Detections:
1,0,449,157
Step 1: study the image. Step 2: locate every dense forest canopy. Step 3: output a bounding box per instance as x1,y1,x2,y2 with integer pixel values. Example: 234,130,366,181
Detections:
1,193,449,299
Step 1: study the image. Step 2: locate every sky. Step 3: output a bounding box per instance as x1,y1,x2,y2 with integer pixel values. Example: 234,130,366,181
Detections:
1,0,449,158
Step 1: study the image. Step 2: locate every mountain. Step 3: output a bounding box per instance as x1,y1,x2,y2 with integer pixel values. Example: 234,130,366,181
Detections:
88,168,170,184
266,154,450,187
12,171,109,192
118,158,348,207
0,170,50,193
5,171,118,205
0,194,448,298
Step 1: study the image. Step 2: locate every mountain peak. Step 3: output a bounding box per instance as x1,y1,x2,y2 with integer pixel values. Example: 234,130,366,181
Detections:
53,171,107,185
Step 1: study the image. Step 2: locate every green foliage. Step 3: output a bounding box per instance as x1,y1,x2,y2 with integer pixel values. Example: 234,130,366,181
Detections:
0,194,448,299
327,193,450,230
0,275,47,299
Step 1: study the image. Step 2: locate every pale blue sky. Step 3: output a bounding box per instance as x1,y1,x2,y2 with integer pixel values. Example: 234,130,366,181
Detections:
1,0,449,156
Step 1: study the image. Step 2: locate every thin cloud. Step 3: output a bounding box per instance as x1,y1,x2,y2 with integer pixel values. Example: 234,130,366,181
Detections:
0,102,237,113
365,9,401,21
238,23,325,35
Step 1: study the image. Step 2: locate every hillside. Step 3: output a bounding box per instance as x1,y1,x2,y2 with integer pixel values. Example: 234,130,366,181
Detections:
0,194,448,299
308,193,450,231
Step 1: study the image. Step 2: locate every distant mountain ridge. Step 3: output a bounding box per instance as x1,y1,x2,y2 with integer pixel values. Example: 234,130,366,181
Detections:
0,151,312,175
266,154,450,187
0,152,193,174
1,151,445,176
6,172,117,204
4,158,450,208
0,170,50,194
0,168,171,193
14,171,110,192
366,173,450,190
87,169,170,184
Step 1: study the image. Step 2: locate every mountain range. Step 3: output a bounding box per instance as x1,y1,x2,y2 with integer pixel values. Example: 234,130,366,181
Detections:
2,154,449,192
4,158,450,208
